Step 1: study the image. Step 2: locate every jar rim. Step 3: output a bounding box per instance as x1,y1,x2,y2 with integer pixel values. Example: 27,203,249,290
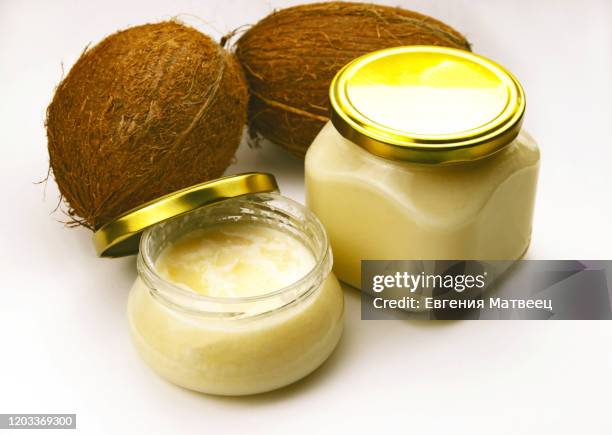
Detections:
136,193,332,315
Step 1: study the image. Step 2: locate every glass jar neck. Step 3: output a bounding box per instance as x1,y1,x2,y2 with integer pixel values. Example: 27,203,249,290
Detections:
136,193,332,320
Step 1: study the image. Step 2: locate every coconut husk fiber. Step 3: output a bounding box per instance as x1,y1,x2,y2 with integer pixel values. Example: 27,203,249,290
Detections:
46,21,248,230
235,2,471,157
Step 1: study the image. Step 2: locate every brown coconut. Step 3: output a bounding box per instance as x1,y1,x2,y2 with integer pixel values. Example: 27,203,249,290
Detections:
235,2,471,157
46,21,248,230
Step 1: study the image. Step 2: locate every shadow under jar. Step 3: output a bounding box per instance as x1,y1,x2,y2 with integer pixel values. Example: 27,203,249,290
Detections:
305,46,540,289
94,174,344,396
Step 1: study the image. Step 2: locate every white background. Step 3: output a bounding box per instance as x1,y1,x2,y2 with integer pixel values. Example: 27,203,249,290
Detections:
1,0,612,433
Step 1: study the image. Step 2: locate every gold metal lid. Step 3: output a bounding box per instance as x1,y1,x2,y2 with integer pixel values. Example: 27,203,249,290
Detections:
93,172,279,257
329,46,525,164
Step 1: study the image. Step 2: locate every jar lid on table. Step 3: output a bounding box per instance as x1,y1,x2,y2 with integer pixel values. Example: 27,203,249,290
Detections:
329,46,526,164
92,172,279,258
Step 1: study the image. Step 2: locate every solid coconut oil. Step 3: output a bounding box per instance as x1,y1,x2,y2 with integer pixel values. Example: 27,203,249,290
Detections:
155,222,316,299
127,194,344,396
306,124,539,288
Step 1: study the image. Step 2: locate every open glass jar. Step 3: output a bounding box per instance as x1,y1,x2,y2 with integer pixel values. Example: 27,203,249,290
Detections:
94,174,344,396
306,46,540,289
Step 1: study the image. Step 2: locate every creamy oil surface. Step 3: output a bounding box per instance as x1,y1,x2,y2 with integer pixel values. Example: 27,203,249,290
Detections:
127,220,344,396
155,222,316,298
306,122,540,289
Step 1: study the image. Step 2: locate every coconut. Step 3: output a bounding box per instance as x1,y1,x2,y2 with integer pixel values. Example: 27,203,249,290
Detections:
235,2,471,157
46,21,248,230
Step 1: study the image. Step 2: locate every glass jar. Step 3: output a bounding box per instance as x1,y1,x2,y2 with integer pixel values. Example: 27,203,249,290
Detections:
94,174,344,396
305,46,540,289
